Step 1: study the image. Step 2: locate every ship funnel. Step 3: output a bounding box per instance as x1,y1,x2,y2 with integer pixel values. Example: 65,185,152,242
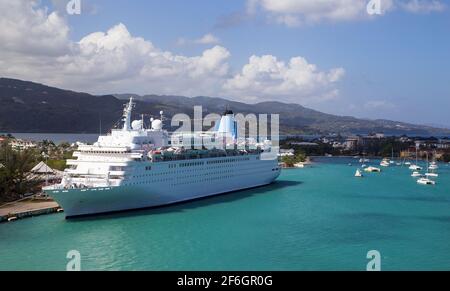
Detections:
215,108,237,140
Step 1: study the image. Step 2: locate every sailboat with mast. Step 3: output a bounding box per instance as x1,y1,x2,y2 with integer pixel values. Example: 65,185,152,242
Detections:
418,152,436,185
390,147,395,164
404,148,411,166
409,147,422,171
426,151,439,177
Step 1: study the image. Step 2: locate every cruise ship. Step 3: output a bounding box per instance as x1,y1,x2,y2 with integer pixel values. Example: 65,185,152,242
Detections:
44,98,281,218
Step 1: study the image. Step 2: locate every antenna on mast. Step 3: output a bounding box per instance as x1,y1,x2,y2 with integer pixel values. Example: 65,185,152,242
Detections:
99,113,102,135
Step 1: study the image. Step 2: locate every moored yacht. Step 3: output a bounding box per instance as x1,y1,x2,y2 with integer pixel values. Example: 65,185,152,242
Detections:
380,159,390,167
411,171,422,177
364,166,381,173
417,177,436,185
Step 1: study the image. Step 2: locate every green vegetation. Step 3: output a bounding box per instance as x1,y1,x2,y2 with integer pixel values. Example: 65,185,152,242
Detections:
47,159,67,171
281,153,306,168
0,143,40,203
370,139,412,157
0,138,74,203
280,139,337,156
442,153,450,163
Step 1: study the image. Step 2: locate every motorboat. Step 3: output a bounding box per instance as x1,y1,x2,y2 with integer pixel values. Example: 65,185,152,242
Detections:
380,159,390,167
365,166,381,173
411,171,422,177
425,172,438,178
417,178,436,185
409,165,422,171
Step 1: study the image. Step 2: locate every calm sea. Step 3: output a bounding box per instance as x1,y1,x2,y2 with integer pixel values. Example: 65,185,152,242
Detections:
0,158,449,271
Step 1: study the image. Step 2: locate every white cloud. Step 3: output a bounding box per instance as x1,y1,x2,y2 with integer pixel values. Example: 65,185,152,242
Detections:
0,0,344,104
249,0,445,26
249,0,385,26
60,26,230,95
177,33,221,46
0,0,71,56
0,0,231,96
195,33,221,44
399,0,446,13
224,55,345,104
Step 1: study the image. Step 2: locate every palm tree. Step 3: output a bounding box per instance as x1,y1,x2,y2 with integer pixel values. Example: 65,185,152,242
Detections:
0,144,39,203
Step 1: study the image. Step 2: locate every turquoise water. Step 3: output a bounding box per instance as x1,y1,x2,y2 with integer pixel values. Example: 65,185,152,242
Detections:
1,158,449,271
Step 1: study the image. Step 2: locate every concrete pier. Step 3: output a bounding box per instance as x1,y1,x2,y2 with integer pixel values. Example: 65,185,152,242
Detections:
0,200,62,223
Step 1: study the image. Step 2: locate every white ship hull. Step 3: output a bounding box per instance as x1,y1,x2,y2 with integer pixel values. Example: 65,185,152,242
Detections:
47,157,280,218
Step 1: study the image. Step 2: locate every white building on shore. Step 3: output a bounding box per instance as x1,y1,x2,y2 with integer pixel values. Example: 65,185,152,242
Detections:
9,139,37,151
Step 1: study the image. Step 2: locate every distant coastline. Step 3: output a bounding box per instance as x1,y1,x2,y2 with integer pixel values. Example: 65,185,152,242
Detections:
3,132,450,145
0,133,99,144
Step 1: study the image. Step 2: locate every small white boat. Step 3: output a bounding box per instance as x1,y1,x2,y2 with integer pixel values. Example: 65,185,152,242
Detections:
294,163,305,168
7,216,18,222
409,165,422,171
359,158,370,163
417,178,436,185
405,162,411,166
365,166,381,173
361,164,367,168
355,169,363,177
425,173,439,178
429,164,438,170
426,157,438,177
409,147,422,171
411,171,422,177
380,160,390,167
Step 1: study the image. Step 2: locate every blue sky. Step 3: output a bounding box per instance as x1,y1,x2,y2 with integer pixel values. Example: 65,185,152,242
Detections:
2,0,450,127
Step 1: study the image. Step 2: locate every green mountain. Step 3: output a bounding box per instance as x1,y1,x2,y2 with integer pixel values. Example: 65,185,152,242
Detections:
0,77,449,136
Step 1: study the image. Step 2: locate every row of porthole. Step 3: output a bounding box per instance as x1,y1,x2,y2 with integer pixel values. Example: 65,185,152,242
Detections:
206,157,251,165
132,170,236,181
171,175,237,186
127,168,272,185
145,157,255,170
135,163,263,176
